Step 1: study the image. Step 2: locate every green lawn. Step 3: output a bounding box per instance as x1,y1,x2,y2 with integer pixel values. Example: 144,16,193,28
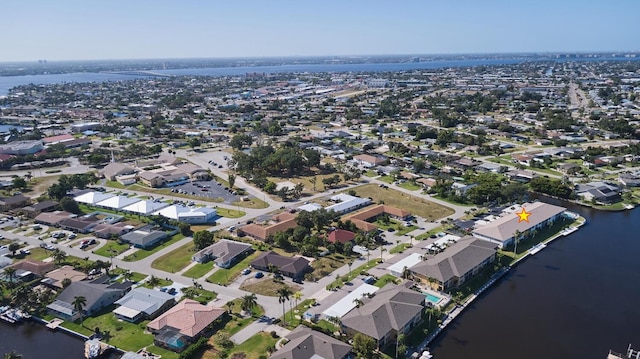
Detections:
374,274,400,287
389,243,412,254
232,197,269,209
398,181,422,191
365,170,379,177
347,184,455,221
93,241,130,258
215,207,246,218
122,233,186,262
151,242,196,273
104,180,127,189
141,277,173,289
225,332,279,359
378,175,394,184
279,299,315,330
327,259,380,290
25,247,51,261
59,305,180,357
183,262,215,279
206,251,261,285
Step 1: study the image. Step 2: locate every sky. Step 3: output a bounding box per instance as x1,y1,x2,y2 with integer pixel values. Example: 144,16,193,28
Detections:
2,0,639,62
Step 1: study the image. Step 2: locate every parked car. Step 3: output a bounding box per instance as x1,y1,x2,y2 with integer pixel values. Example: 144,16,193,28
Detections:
167,288,177,295
254,272,264,279
68,233,77,239
241,268,251,275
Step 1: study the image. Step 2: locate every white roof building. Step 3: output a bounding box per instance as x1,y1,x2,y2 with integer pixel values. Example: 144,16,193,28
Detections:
96,196,141,210
388,253,423,277
298,203,322,212
153,205,217,224
74,191,115,205
123,200,170,215
322,283,379,319
326,194,372,214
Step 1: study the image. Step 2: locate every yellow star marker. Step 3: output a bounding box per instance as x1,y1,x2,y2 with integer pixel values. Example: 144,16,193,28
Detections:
516,208,531,223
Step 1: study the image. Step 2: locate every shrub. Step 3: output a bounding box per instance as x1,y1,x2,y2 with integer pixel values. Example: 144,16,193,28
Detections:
115,326,123,331
270,331,278,338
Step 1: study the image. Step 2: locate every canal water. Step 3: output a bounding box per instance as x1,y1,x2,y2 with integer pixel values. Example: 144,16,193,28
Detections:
0,320,121,359
431,199,640,358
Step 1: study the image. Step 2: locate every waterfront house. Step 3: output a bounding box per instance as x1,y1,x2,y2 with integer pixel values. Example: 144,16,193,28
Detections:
250,251,310,279
43,265,88,288
114,287,175,323
341,283,425,349
269,325,353,359
410,237,497,291
47,277,132,321
575,182,622,204
472,202,566,248
191,239,253,267
147,299,226,352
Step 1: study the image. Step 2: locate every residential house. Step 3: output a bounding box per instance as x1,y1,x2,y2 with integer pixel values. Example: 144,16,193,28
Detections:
43,265,88,288
341,284,425,349
238,212,297,242
251,251,310,279
0,194,31,211
191,239,253,267
343,204,411,232
93,222,133,239
619,173,640,187
120,225,169,249
269,325,352,359
19,200,59,218
58,216,100,233
34,211,74,226
353,154,387,168
472,202,566,248
327,229,356,244
575,182,622,204
410,237,497,291
9,259,55,276
147,299,226,352
114,287,175,323
47,277,132,321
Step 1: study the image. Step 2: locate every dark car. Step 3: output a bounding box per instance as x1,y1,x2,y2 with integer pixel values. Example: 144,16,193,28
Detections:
254,272,264,279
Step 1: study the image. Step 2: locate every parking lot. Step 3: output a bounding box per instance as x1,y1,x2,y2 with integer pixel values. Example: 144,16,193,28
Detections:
170,179,239,204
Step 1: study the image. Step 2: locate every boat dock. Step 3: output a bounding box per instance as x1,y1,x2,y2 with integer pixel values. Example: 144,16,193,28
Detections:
0,306,31,324
608,345,640,359
46,318,63,329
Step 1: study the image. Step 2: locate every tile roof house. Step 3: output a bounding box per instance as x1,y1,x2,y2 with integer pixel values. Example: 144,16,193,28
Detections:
147,299,226,351
251,251,310,279
341,283,425,349
472,202,566,248
191,239,253,267
9,259,55,276
410,237,497,291
327,229,356,244
114,287,175,323
343,204,411,232
43,265,88,288
269,325,352,359
238,212,297,241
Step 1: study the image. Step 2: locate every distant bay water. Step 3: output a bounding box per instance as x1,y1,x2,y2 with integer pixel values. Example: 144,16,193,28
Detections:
1,56,639,95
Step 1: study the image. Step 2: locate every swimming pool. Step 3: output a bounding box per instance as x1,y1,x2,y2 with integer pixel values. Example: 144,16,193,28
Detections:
425,293,441,304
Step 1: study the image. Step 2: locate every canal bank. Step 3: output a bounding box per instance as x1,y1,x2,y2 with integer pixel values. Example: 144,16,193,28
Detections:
430,199,640,359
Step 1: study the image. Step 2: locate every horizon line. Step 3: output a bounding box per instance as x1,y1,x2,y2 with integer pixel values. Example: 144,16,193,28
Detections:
1,50,639,65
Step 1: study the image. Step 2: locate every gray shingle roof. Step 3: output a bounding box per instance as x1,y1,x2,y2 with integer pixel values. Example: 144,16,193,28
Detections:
341,284,424,341
270,325,352,359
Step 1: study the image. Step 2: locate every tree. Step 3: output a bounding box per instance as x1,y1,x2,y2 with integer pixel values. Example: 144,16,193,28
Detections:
8,243,20,256
182,286,199,299
277,287,292,326
396,333,407,359
3,266,17,286
72,295,87,326
228,174,236,189
59,197,81,214
62,278,72,288
292,291,303,311
193,230,215,250
52,249,67,266
147,275,160,288
309,176,317,192
12,176,26,190
213,332,234,349
229,133,253,150
353,298,364,308
327,315,343,334
122,270,133,282
353,333,377,359
241,293,258,315
178,222,192,236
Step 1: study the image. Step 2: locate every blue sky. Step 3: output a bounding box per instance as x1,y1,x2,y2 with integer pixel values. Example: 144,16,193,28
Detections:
2,0,638,62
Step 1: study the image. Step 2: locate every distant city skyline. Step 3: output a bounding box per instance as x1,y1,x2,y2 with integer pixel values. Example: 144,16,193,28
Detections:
3,0,639,62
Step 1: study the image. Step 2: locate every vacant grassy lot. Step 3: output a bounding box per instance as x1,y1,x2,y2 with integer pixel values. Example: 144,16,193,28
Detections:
25,247,51,261
94,241,130,257
347,183,455,221
309,256,345,281
232,197,269,209
183,262,215,278
398,181,422,191
240,278,302,297
151,242,196,273
215,207,246,218
206,251,261,285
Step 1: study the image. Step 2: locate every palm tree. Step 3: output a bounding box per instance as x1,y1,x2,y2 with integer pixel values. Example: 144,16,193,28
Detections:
122,270,133,282
513,230,522,255
225,301,234,315
11,286,30,308
3,266,17,285
379,247,387,262
181,286,199,299
241,293,258,316
277,287,292,326
327,315,343,334
292,291,303,311
147,275,160,288
72,296,87,327
353,298,364,308
52,249,67,266
401,266,412,280
396,333,406,359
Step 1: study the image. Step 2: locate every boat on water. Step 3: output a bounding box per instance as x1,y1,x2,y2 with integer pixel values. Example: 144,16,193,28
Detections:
0,307,30,324
84,338,114,359
624,204,635,210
